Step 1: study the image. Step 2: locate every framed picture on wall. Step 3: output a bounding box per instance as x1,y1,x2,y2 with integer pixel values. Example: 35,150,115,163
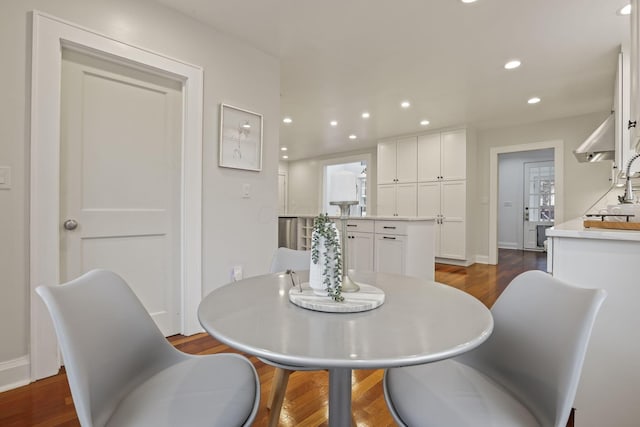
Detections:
219,104,263,171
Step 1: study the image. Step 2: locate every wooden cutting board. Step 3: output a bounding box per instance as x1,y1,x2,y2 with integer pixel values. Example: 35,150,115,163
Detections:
583,220,640,230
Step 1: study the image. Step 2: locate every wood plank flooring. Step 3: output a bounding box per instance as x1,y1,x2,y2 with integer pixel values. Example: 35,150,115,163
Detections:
0,249,546,427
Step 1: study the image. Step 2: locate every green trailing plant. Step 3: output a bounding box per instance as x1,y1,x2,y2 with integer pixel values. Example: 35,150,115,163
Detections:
311,213,344,302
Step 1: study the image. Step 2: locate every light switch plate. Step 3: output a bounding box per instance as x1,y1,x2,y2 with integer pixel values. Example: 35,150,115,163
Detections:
242,183,251,198
0,166,11,190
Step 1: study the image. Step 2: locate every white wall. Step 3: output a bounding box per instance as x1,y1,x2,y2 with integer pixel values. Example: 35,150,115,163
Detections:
0,0,279,377
498,149,554,249
473,112,613,259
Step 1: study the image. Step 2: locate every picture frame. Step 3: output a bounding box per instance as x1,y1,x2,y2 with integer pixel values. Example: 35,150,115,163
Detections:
219,104,263,171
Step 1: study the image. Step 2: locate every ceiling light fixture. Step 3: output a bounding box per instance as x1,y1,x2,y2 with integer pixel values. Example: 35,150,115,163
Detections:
504,60,521,70
283,117,292,124
420,120,430,126
281,147,287,151
348,134,357,140
619,4,631,15
330,120,338,126
401,101,411,108
461,0,478,3
282,155,289,159
528,97,541,104
362,112,370,119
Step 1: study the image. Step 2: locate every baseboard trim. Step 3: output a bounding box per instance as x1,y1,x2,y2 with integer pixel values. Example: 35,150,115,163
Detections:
498,242,519,250
0,355,30,393
475,255,490,264
435,257,473,267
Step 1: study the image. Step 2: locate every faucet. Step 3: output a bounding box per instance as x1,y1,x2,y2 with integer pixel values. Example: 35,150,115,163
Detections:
619,153,640,203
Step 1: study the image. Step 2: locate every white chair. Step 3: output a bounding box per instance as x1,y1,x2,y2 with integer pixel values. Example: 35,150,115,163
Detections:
384,270,606,427
269,247,311,273
263,247,316,427
36,269,260,427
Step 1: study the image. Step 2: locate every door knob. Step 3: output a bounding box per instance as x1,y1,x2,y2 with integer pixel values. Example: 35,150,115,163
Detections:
63,219,78,230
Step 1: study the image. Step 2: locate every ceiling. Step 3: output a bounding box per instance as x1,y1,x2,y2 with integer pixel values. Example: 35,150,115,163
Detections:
152,0,630,161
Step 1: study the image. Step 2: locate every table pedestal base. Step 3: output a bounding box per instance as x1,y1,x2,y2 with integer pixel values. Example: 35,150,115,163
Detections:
329,368,353,426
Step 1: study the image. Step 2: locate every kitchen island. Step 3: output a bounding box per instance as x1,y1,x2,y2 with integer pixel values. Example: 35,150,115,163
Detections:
547,218,640,427
288,216,436,281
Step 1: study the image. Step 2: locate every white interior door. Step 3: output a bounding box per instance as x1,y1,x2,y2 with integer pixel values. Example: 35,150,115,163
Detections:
278,172,287,215
60,49,182,336
523,161,555,250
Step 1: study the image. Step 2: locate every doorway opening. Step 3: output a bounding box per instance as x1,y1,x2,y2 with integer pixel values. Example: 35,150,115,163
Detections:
489,140,564,265
498,149,555,251
321,157,370,217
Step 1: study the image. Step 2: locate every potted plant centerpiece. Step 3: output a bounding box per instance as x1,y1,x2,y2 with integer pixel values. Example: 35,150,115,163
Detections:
309,214,344,302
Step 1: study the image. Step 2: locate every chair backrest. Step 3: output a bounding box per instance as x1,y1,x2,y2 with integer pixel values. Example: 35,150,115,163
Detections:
36,270,182,427
269,247,311,273
458,270,606,427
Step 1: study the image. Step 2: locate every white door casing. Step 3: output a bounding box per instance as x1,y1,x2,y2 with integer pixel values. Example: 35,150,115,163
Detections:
489,141,563,265
61,50,182,335
30,11,203,380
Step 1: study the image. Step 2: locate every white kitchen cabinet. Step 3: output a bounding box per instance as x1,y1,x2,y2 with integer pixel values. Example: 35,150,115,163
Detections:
377,183,417,217
375,233,407,275
344,219,374,271
377,137,417,184
418,180,466,260
373,220,434,280
418,129,466,182
547,220,640,427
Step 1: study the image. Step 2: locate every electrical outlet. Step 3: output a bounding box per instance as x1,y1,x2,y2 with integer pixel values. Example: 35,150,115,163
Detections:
232,265,243,281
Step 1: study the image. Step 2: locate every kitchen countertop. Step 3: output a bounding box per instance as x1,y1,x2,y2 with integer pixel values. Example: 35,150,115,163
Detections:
280,215,436,221
547,218,640,242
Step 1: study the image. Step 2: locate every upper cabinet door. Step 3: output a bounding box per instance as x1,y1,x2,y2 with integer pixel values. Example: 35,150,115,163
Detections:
417,133,441,182
441,129,466,180
377,141,397,184
395,137,417,183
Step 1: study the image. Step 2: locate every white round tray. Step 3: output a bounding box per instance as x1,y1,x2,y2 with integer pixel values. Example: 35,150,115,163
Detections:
289,282,385,313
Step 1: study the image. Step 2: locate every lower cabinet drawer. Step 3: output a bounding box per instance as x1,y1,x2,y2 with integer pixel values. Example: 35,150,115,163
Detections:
374,220,408,235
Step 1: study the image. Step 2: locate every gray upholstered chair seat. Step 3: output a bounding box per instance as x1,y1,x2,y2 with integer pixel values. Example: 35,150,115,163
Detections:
106,354,258,427
385,359,540,427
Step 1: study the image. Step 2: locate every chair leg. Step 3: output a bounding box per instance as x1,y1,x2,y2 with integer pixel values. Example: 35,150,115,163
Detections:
267,367,292,427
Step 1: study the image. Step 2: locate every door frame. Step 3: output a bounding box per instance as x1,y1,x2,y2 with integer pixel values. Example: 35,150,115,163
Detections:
30,11,204,380
489,140,563,265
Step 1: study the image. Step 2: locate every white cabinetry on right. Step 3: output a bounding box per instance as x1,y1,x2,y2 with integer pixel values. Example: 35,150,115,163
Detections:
417,129,468,261
377,137,418,217
418,180,466,259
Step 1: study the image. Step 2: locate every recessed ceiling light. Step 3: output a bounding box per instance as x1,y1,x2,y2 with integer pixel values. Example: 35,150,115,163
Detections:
330,120,338,127
461,0,478,3
282,155,289,159
283,117,292,124
618,4,631,15
362,112,370,119
528,97,541,104
280,147,287,151
401,101,411,108
348,134,357,140
420,120,430,126
504,60,521,70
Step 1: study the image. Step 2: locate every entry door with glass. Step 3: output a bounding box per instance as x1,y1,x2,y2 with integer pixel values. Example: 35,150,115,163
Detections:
523,161,555,250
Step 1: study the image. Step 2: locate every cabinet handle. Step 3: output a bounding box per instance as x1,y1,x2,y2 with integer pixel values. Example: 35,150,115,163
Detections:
347,224,357,227
383,236,396,240
383,226,396,229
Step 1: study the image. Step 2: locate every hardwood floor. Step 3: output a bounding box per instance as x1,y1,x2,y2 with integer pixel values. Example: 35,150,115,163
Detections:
0,249,546,427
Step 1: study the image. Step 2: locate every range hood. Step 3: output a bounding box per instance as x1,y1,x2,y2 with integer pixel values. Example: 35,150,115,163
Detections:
573,113,615,162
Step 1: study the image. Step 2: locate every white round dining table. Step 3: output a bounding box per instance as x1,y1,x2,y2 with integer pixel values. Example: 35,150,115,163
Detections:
198,270,493,426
